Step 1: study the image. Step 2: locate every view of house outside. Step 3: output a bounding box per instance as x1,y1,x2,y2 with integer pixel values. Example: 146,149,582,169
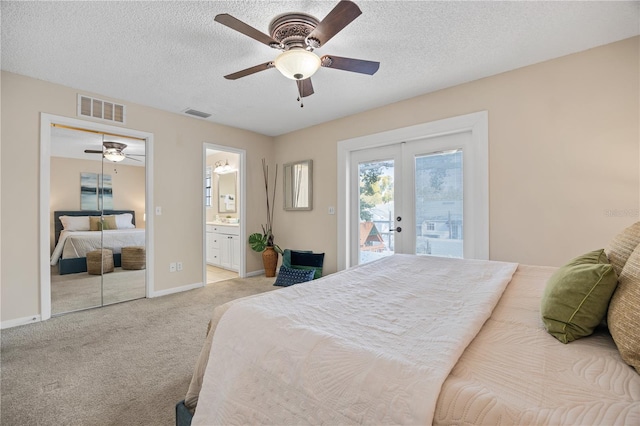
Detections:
358,150,463,264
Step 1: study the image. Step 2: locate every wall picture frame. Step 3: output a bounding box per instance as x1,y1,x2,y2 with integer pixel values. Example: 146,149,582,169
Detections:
80,172,113,210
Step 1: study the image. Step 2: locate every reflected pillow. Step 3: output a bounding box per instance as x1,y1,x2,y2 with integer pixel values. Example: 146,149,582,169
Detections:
273,266,315,287
541,249,618,344
115,213,135,229
59,215,90,231
89,215,117,231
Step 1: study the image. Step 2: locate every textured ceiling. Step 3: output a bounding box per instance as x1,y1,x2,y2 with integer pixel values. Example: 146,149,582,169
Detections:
2,1,639,136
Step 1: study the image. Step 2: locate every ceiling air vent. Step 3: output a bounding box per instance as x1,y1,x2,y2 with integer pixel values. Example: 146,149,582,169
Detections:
78,95,126,124
183,108,212,119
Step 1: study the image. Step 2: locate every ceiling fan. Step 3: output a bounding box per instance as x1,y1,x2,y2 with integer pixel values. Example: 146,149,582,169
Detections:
84,142,145,163
215,0,379,106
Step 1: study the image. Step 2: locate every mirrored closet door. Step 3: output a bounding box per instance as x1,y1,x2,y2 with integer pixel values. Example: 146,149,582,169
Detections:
50,125,146,315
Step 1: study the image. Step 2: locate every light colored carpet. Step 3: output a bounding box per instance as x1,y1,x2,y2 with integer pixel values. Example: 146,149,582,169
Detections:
51,268,146,314
1,275,278,426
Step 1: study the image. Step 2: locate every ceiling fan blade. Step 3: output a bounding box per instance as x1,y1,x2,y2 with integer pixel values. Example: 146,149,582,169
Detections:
125,156,142,162
320,55,379,75
84,150,103,154
215,14,282,49
224,61,274,80
297,78,314,98
306,0,362,48
125,153,146,157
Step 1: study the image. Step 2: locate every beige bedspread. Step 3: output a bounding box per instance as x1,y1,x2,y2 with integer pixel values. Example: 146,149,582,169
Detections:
434,264,640,425
185,260,640,425
191,255,517,425
50,229,145,265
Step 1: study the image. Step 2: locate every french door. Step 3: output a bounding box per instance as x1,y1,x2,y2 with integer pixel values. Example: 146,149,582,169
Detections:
349,131,470,266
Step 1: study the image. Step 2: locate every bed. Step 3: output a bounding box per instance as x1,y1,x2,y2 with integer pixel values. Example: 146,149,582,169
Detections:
50,210,145,275
180,234,640,425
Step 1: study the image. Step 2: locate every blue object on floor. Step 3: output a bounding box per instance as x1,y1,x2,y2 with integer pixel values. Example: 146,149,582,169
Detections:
175,400,193,426
274,265,315,287
282,249,325,279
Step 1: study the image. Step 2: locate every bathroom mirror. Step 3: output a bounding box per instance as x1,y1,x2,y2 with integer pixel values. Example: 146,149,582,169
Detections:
283,160,313,211
218,171,237,213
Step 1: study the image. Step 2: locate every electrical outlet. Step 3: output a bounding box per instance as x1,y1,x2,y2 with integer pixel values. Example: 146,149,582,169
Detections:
328,206,335,215
177,262,183,271
169,262,176,272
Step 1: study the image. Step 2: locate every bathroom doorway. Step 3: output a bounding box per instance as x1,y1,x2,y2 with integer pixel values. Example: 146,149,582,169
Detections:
203,144,246,284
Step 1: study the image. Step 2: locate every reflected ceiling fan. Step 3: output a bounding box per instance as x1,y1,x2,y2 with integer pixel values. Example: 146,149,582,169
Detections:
84,142,145,163
215,0,379,106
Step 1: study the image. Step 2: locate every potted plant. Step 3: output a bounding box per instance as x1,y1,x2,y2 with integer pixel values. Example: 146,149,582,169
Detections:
249,159,281,277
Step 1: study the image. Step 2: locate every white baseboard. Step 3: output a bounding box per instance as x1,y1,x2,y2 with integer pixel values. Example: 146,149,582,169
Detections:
1,314,42,330
149,281,203,298
245,269,265,277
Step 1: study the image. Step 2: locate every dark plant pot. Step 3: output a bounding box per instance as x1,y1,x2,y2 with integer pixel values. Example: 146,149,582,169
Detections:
262,246,278,277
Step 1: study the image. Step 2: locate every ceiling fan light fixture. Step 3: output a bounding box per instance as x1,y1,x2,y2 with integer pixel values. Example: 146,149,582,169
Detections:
274,49,321,80
104,148,125,162
214,159,235,174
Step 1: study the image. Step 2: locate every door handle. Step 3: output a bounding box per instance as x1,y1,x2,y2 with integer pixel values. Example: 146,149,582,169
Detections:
390,227,402,232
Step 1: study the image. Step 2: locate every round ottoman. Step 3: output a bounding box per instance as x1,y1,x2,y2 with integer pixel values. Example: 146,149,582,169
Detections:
86,249,114,275
122,246,146,270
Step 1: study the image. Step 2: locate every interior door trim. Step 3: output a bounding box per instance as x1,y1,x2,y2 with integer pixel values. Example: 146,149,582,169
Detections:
40,113,154,321
202,143,247,282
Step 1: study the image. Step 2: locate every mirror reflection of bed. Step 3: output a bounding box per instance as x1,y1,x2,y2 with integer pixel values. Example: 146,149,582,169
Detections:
49,126,146,316
50,210,146,314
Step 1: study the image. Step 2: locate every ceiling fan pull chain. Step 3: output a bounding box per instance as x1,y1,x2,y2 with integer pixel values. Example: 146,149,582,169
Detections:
297,80,304,108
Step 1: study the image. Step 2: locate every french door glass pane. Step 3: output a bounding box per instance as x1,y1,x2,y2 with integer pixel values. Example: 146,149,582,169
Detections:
415,150,463,258
358,159,395,264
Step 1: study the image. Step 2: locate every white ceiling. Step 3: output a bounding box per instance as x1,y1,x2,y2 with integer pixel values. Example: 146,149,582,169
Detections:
2,1,638,137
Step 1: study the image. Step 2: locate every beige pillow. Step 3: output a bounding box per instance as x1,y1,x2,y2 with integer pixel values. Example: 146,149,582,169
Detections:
608,243,640,374
59,215,90,231
605,221,640,278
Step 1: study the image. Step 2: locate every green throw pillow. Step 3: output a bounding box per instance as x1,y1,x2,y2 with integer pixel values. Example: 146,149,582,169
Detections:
291,264,323,280
541,249,618,343
89,215,116,231
282,250,323,279
282,249,311,268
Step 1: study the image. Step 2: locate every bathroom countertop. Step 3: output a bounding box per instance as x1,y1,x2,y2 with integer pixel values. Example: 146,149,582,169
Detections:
206,221,239,226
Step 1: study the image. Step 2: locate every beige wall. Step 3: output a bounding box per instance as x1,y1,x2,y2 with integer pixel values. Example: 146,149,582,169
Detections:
1,71,274,324
49,157,146,250
274,37,640,273
2,37,638,326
